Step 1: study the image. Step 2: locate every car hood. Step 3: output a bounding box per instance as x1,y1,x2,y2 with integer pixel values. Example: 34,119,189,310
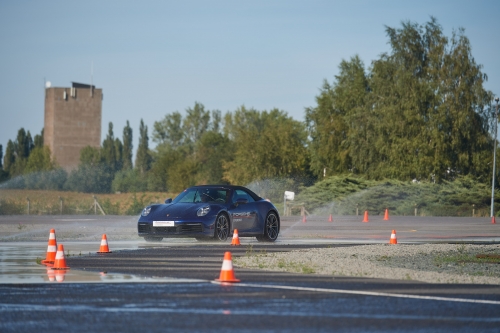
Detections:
150,203,209,220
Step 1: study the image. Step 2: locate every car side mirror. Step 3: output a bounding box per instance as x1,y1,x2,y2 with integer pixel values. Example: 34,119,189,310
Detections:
165,198,172,204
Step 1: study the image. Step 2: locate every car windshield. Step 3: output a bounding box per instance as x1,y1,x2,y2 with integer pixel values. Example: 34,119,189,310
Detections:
172,188,229,204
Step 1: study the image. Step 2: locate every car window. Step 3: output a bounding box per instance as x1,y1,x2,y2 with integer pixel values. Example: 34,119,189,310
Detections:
173,188,228,203
232,189,255,203
173,189,197,203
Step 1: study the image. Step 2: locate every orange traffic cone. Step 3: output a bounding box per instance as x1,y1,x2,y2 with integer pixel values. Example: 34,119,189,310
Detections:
383,209,389,221
492,216,496,224
362,210,369,222
97,234,112,253
42,229,57,265
231,229,241,246
302,215,307,223
215,252,240,283
389,230,397,244
328,214,333,222
52,244,70,270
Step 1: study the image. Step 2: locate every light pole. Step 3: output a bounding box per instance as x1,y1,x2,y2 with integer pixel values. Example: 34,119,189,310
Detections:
491,97,500,217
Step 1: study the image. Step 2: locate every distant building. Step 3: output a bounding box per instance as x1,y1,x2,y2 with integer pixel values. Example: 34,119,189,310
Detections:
44,82,102,171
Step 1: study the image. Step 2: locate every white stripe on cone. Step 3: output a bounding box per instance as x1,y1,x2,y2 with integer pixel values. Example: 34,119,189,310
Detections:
221,259,233,271
55,250,64,260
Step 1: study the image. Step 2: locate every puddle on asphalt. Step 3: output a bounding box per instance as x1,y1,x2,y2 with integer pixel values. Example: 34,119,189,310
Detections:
0,241,203,284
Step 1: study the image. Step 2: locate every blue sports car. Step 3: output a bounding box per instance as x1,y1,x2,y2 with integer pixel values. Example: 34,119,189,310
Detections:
138,185,280,242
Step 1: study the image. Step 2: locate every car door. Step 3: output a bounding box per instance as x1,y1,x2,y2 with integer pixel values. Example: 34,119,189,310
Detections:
229,189,258,233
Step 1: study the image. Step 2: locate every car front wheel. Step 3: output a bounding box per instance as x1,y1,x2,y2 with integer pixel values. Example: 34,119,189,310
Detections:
214,213,230,241
256,212,279,242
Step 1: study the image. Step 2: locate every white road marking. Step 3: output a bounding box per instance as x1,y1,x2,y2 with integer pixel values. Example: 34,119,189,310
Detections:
212,281,500,305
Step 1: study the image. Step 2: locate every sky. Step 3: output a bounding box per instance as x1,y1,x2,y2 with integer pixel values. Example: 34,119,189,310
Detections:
1,0,499,160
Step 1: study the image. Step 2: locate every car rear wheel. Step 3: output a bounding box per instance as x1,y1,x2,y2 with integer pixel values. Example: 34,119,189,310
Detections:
214,213,230,241
144,236,163,242
256,212,279,242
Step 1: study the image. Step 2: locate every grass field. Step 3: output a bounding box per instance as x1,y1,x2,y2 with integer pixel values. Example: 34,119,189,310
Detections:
0,189,174,216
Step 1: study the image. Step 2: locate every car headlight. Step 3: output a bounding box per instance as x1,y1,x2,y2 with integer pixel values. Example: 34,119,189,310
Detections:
197,206,210,216
141,207,152,216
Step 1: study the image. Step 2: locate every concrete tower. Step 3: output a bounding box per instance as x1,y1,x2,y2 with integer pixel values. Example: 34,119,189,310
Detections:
44,82,102,171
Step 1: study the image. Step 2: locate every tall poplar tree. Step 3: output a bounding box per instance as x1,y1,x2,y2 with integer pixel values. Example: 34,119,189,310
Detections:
0,144,5,181
122,120,133,170
135,119,152,174
33,129,44,149
3,140,15,175
102,122,117,172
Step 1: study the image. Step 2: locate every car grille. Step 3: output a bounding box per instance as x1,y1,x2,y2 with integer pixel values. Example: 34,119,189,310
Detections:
138,223,150,233
178,224,203,232
138,223,203,234
154,227,177,233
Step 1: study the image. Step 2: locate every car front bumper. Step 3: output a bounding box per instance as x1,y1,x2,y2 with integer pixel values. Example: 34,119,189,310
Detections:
137,216,216,238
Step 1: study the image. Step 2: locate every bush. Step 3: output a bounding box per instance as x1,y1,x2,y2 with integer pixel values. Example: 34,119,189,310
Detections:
295,175,494,217
112,169,149,193
64,164,114,193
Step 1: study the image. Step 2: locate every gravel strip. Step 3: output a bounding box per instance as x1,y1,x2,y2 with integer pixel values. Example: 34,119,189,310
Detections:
234,244,500,285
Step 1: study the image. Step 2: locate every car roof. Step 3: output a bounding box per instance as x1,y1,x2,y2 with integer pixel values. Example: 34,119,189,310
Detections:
188,185,262,201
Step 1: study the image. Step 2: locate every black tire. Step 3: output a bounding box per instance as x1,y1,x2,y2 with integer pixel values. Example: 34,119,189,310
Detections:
214,213,230,241
256,212,279,242
144,236,163,242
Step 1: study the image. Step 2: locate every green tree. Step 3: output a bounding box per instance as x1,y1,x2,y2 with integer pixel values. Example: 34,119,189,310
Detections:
112,168,148,193
114,138,123,171
196,131,232,184
307,18,493,183
15,128,29,160
306,55,369,178
367,18,492,181
8,128,31,176
33,129,44,149
3,140,15,176
102,122,118,172
25,146,55,174
0,144,6,182
66,145,114,193
64,164,114,193
26,131,34,155
122,120,133,170
150,103,222,191
153,111,183,149
223,107,308,185
135,119,152,174
166,148,198,192
183,102,211,145
80,146,102,166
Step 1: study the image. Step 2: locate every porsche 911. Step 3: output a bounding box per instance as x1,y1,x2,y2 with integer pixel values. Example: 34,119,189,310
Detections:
137,185,280,242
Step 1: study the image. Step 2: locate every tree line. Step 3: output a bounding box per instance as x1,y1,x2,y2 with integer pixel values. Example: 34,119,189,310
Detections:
0,18,497,196
306,17,495,183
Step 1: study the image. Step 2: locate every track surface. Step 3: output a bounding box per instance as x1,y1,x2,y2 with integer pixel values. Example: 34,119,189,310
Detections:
1,215,500,332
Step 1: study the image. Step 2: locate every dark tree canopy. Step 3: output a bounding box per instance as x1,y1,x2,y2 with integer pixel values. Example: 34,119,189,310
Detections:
306,17,493,182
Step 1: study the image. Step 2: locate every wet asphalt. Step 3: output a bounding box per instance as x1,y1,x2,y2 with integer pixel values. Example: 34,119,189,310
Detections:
1,215,500,332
